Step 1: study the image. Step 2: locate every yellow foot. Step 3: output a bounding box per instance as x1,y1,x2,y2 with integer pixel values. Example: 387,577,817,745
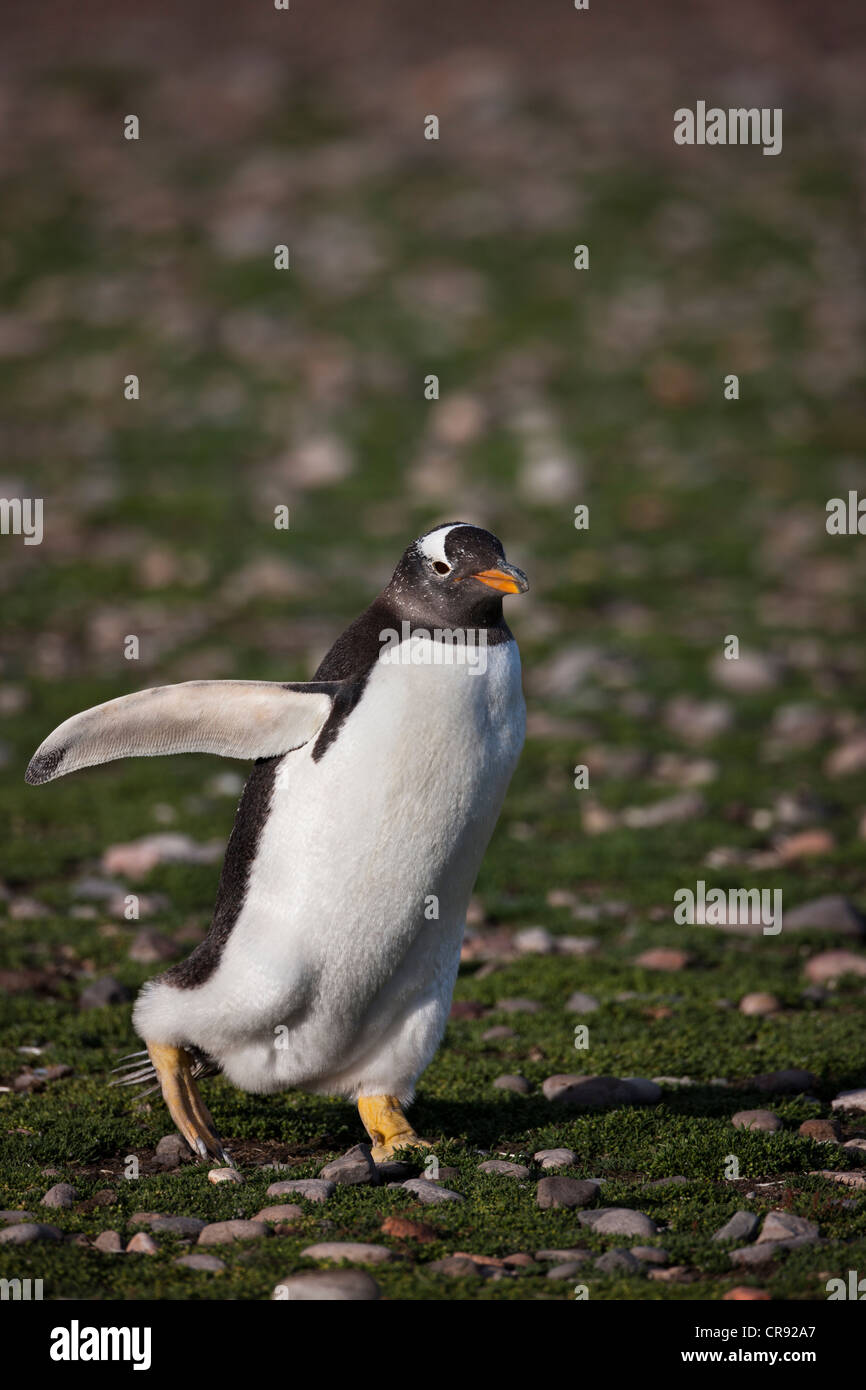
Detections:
146,1041,233,1166
358,1094,432,1162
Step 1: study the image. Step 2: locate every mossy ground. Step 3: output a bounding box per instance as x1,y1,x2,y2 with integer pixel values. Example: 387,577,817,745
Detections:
1,6,865,1300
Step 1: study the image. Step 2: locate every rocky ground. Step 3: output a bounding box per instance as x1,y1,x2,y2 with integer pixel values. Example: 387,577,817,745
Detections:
1,1,865,1300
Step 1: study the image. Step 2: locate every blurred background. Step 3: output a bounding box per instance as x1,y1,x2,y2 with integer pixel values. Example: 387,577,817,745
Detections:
1,0,866,1269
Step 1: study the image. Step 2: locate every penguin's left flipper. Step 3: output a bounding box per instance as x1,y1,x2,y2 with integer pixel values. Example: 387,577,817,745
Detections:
25,679,343,785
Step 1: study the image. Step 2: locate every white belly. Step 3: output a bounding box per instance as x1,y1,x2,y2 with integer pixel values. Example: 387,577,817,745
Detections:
135,636,525,1100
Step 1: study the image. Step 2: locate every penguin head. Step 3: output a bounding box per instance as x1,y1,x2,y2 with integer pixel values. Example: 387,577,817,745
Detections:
385,523,529,625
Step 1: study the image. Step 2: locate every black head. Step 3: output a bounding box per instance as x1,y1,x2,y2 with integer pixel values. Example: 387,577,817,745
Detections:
383,523,529,627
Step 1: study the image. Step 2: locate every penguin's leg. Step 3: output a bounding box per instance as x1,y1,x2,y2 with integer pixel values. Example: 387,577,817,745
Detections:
146,1041,234,1167
357,1095,432,1162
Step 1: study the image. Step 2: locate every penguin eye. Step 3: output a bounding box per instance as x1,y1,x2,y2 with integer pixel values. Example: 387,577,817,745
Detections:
432,561,451,576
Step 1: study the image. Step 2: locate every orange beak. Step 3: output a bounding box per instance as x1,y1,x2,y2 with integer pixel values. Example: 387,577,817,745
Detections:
471,565,529,595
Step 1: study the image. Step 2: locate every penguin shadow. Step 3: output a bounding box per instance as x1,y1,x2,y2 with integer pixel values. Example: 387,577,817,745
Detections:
410,1095,556,1153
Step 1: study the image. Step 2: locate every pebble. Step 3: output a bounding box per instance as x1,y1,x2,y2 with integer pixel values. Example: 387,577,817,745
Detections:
724,1286,771,1300
590,1209,658,1238
798,1119,840,1143
482,1026,515,1041
272,1270,380,1300
536,1177,599,1210
565,991,599,1013
427,1256,480,1278
102,832,223,878
141,1216,206,1238
79,977,130,1009
93,1230,123,1253
154,1134,193,1167
492,1074,532,1095
784,895,866,937
648,1265,691,1282
41,1183,78,1209
732,1109,781,1132
129,928,177,963
757,1211,820,1244
664,695,733,744
542,1074,655,1107
776,830,835,863
534,1148,576,1169
535,1248,590,1262
319,1145,377,1185
644,1175,688,1188
714,1211,759,1243
496,998,542,1014
595,1249,644,1274
622,1077,663,1104
255,1205,305,1223
513,927,555,954
824,733,866,777
739,992,780,1016
709,649,779,694
750,1068,817,1094
198,1220,270,1246
0,1210,35,1224
266,1179,335,1204
175,1254,225,1272
126,1232,158,1255
804,951,866,984
634,948,692,971
401,1179,463,1205
809,1170,866,1188
831,1087,866,1112
631,1246,669,1265
301,1241,393,1265
380,1217,437,1242
843,1138,866,1160
208,1167,243,1184
478,1160,530,1178
0,1223,62,1245
621,792,705,829
546,1261,585,1279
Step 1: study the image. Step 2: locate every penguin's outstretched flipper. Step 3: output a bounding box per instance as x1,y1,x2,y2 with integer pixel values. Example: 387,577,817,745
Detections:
25,679,341,785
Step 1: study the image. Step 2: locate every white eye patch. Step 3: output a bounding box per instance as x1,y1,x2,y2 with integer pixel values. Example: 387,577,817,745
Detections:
416,523,465,566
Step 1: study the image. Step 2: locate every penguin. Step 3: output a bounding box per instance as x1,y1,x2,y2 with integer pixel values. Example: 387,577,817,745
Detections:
26,523,528,1164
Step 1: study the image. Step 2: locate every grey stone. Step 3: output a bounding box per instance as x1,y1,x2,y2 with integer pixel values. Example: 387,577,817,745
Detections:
492,1074,532,1095
41,1183,78,1208
832,1088,866,1113
78,976,131,1009
546,1261,586,1279
0,1223,62,1245
534,1148,576,1169
427,1256,481,1277
542,1074,635,1107
478,1160,530,1178
0,1210,35,1224
622,1077,663,1104
401,1179,463,1205
197,1219,270,1246
732,1109,781,1132
143,1216,207,1238
591,1209,658,1238
301,1241,393,1265
175,1253,225,1272
714,1211,760,1243
254,1205,304,1223
266,1179,335,1204
784,895,866,937
126,1232,158,1255
272,1270,380,1300
630,1246,669,1265
536,1177,599,1210
595,1248,644,1274
757,1211,820,1244
565,992,600,1013
750,1068,818,1094
497,998,542,1014
319,1145,377,1186
154,1134,193,1167
93,1230,123,1253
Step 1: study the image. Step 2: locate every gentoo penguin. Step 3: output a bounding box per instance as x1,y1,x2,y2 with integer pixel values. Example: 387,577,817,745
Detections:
26,523,528,1164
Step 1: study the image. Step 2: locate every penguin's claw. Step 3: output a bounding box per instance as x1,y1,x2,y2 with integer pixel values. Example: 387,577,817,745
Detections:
358,1094,432,1162
145,1041,231,1166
